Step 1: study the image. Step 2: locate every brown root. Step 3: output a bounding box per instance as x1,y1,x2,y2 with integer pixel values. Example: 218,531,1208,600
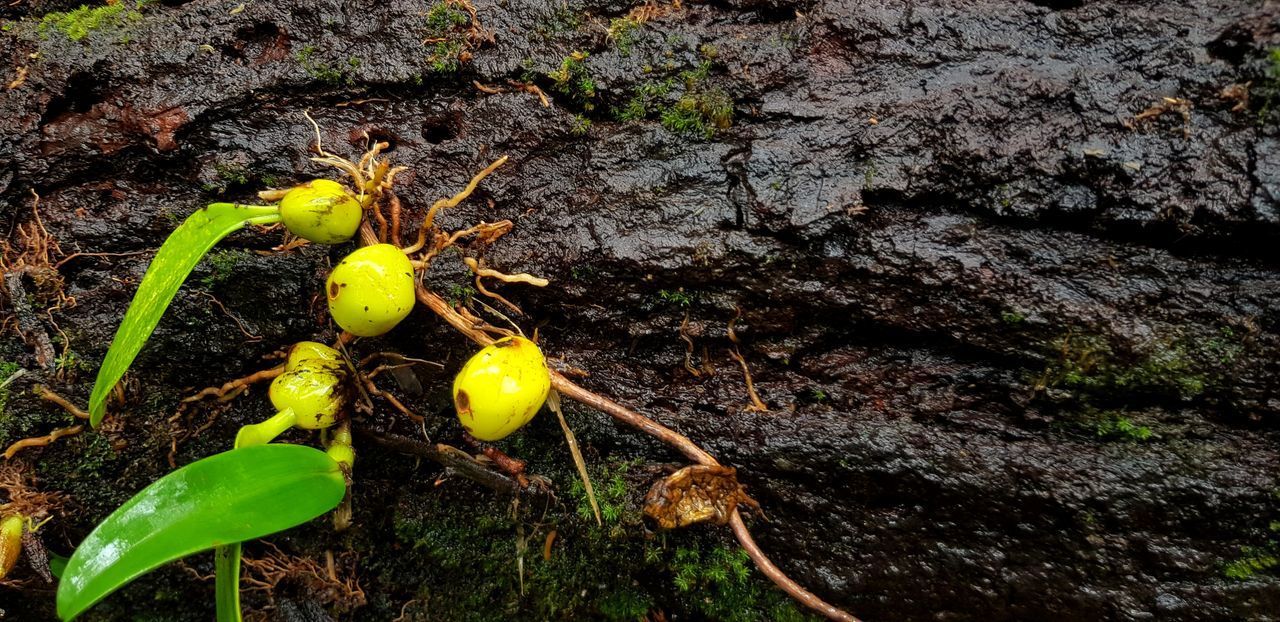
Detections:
32,386,88,420
241,541,366,613
0,462,68,521
403,155,509,254
183,365,285,403
2,426,83,461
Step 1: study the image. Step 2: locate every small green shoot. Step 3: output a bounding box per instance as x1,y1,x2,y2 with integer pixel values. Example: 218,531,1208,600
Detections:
657,288,694,307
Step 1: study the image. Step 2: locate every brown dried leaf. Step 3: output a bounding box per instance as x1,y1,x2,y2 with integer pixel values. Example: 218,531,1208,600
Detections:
643,465,760,530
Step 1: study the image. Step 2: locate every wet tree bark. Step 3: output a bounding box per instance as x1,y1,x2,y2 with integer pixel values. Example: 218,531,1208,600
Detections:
0,0,1278,620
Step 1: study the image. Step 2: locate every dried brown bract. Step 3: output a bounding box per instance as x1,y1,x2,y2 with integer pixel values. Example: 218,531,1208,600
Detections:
643,465,760,530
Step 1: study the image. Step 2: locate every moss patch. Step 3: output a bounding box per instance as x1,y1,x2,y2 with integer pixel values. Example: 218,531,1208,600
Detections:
1092,412,1152,442
548,52,597,109
615,58,735,138
424,1,472,73
608,17,641,56
38,2,144,42
1038,327,1244,401
199,249,248,288
295,45,360,85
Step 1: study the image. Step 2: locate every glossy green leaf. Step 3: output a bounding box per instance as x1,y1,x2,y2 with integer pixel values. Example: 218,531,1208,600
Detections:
49,553,67,579
57,444,344,620
88,203,280,426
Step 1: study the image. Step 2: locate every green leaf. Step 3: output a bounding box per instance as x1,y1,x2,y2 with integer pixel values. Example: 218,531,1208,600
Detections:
88,203,280,426
49,553,68,579
56,444,344,620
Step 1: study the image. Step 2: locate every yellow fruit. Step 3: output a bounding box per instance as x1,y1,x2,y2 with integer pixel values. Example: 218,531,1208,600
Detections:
286,341,340,368
279,179,363,244
0,515,22,579
452,336,551,441
268,359,346,429
326,244,416,337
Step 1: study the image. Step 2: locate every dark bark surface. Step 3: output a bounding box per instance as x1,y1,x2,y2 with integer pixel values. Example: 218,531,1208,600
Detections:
0,0,1279,620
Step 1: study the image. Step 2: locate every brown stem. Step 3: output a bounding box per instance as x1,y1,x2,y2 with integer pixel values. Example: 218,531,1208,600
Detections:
548,371,715,466
355,428,550,506
730,512,859,622
415,283,857,621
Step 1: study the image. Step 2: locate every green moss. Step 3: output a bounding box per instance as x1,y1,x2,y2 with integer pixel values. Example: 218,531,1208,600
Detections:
1001,310,1026,325
569,114,592,136
615,78,673,122
200,249,246,288
39,2,143,42
348,427,820,622
616,60,734,138
569,264,599,280
608,17,641,56
444,283,476,307
1093,412,1152,442
1040,329,1244,401
214,163,250,187
425,1,469,34
548,52,596,109
54,349,89,376
670,545,818,622
596,588,652,619
568,458,641,526
534,5,582,37
295,44,353,85
1224,546,1279,580
422,1,471,72
34,431,132,512
428,40,465,73
0,361,18,422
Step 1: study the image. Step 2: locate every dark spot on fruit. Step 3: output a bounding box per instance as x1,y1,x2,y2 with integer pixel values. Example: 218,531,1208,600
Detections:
495,339,515,349
364,305,369,311
455,390,471,417
329,282,340,298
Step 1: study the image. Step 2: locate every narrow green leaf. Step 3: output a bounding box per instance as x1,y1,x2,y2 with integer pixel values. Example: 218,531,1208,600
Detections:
88,203,280,426
56,444,344,620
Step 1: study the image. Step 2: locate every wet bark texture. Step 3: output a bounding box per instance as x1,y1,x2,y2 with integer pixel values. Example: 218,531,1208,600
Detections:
1,0,1279,620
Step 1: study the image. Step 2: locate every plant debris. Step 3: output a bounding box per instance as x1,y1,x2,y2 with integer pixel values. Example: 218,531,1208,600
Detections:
643,465,760,530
